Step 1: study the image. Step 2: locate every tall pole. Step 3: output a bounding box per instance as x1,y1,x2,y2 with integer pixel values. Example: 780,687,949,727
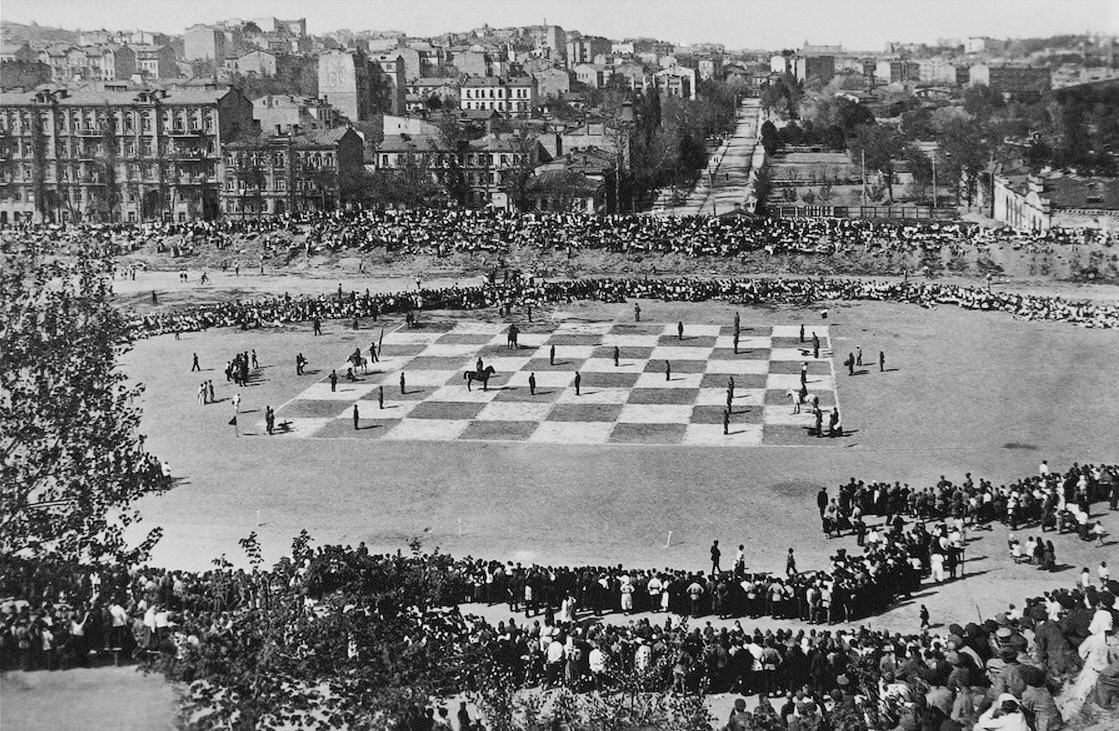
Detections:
860,149,867,207
932,156,937,210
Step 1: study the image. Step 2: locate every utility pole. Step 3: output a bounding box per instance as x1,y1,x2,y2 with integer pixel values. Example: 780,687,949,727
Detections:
932,155,937,210
860,148,867,206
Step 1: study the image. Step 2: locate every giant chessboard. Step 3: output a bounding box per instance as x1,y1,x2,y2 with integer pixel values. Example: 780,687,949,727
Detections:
266,321,842,447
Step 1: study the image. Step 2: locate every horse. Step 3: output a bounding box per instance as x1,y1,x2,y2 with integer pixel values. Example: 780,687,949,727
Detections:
464,365,496,391
348,352,368,373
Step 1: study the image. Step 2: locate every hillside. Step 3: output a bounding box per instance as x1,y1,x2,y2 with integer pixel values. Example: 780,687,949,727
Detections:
0,20,78,46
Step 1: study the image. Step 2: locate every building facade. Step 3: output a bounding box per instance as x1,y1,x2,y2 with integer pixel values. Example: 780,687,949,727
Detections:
184,24,228,63
318,50,373,122
220,127,364,217
460,76,538,116
0,86,254,223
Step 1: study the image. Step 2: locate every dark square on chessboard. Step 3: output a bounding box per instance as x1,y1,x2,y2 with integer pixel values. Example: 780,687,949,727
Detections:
377,387,437,402
708,348,771,360
656,334,718,348
316,418,400,439
378,344,428,358
436,332,498,345
547,402,625,422
700,373,768,389
719,325,768,335
691,404,762,424
458,420,540,441
768,360,832,375
477,342,531,356
608,422,686,445
407,355,474,371
525,357,587,372
608,323,665,335
627,388,701,405
407,401,487,420
770,336,828,348
576,371,641,388
641,359,706,374
546,333,603,346
491,386,566,403
276,399,348,419
405,321,456,333
763,423,845,446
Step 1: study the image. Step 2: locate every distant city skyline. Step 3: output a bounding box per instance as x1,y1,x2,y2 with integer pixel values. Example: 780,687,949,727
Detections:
3,0,1117,51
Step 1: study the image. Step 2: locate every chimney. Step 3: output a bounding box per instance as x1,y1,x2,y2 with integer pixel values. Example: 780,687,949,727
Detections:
275,124,282,136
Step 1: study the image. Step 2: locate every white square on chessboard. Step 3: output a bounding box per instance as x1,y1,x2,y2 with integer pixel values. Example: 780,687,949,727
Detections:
269,417,332,438
400,369,459,387
429,384,502,403
505,371,575,388
418,342,483,358
770,347,826,361
771,325,829,339
618,404,694,423
452,322,505,334
683,423,764,446
697,388,765,406
556,386,630,403
484,356,534,372
532,344,595,360
506,332,550,349
649,346,714,361
704,359,770,375
381,329,445,344
766,373,836,391
660,323,722,337
610,334,662,347
714,335,771,350
763,405,817,426
382,418,469,442
553,321,613,335
635,372,703,389
475,401,555,422
529,421,615,445
298,382,378,401
581,357,642,371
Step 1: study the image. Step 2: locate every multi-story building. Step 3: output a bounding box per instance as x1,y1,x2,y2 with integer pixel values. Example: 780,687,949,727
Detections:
450,48,491,77
566,36,611,68
36,44,136,83
254,95,343,135
0,43,39,64
653,66,697,100
574,63,608,89
795,55,836,83
531,67,572,99
993,172,1119,231
226,50,279,77
460,76,538,116
916,58,961,84
697,56,724,81
184,24,228,63
0,85,254,223
371,54,407,115
130,45,177,79
969,63,1051,98
318,49,373,122
523,25,566,61
219,127,363,217
405,78,461,113
874,59,920,84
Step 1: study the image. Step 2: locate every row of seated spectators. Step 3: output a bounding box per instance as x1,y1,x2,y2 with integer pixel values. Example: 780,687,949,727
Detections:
3,209,1115,261
128,275,1119,339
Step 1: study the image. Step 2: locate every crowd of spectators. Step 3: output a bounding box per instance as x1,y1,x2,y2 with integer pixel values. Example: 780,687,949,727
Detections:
5,465,1119,731
4,210,1115,263
127,275,1119,339
820,463,1119,544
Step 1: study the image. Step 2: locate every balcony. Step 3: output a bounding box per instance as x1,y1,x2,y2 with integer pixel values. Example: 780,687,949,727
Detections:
169,149,215,162
74,127,103,137
174,175,217,186
167,127,207,137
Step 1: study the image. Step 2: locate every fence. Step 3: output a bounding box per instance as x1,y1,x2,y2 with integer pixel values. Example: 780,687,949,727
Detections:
769,204,959,222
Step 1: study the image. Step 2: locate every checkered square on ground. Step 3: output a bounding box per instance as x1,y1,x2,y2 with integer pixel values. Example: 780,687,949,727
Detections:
618,404,695,423
609,323,664,336
528,421,614,444
690,404,763,424
696,386,765,406
458,419,540,441
381,418,469,442
277,399,350,419
634,372,703,389
608,422,687,444
491,386,565,402
641,358,706,374
546,333,602,346
627,388,700,405
588,345,655,360
407,400,487,420
476,401,556,421
768,360,831,375
523,357,588,373
547,402,625,422
683,423,764,446
316,417,400,439
437,332,498,345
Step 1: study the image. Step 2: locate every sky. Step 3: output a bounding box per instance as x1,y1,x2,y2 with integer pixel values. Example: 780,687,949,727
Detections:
2,0,1117,51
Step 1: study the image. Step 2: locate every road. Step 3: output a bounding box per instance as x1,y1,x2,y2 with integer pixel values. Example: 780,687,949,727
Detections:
655,98,764,217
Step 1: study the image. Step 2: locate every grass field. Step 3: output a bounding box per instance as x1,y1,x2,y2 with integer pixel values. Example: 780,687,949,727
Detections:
7,284,1119,729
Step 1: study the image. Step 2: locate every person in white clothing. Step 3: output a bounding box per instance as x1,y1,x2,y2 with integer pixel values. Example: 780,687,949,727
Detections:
1100,561,1111,583
975,694,1030,731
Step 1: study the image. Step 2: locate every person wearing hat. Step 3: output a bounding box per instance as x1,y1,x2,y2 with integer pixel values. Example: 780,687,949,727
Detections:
974,693,1030,731
1019,665,1062,731
991,645,1028,699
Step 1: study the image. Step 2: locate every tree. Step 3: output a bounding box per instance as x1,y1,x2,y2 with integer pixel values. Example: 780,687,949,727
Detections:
0,247,168,565
848,124,903,202
800,189,817,205
760,120,780,155
94,112,121,222
817,182,834,205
